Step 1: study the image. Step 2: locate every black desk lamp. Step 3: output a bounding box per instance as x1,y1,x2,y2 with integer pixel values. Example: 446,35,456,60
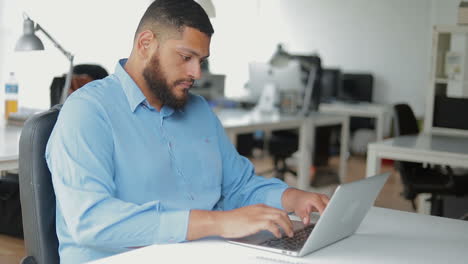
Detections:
15,13,74,104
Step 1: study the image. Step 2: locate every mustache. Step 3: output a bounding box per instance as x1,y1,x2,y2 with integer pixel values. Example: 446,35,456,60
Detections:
173,79,194,88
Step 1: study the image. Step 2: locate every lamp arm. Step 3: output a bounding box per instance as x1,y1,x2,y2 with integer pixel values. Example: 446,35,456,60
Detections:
60,55,74,104
34,23,73,62
33,22,74,104
300,67,317,116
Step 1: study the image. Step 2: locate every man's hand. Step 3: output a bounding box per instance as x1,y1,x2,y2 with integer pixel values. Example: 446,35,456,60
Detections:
186,189,329,241
187,204,294,241
281,188,330,225
217,204,294,239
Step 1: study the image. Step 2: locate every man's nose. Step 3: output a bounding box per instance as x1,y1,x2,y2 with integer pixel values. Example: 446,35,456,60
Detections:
187,61,202,80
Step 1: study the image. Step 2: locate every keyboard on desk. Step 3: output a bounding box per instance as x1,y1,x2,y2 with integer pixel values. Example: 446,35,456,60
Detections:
260,224,315,251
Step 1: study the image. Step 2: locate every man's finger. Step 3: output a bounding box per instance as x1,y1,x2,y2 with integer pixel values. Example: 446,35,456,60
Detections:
265,221,282,238
320,194,330,205
302,214,310,225
311,197,327,215
265,209,293,237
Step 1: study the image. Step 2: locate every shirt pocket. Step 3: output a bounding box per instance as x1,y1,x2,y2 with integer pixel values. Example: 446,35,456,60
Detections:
186,136,222,189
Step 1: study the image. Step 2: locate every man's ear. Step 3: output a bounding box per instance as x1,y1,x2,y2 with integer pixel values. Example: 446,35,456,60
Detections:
136,30,157,58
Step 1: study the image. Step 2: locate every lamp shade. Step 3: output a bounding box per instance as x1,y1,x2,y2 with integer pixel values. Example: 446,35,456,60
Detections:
270,44,291,68
15,18,44,51
196,0,216,18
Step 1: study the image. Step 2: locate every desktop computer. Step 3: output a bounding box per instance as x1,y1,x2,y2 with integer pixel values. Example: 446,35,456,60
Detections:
248,61,307,113
337,73,373,103
320,68,341,103
191,74,226,101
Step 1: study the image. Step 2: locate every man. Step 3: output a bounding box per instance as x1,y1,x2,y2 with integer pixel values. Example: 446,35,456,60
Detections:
46,1,329,263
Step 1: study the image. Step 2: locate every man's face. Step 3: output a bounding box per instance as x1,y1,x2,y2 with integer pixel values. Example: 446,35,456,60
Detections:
142,27,211,109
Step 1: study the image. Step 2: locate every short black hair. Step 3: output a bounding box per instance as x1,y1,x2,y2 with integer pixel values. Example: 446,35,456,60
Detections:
135,0,214,41
73,64,108,80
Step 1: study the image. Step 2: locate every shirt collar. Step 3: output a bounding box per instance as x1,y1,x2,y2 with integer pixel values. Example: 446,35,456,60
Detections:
115,58,146,113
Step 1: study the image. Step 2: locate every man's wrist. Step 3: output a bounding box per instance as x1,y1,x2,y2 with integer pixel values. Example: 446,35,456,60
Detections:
281,187,300,212
187,210,226,240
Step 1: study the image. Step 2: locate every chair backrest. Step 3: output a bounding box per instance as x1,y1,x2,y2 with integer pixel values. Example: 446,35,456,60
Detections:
392,103,422,187
50,64,108,107
19,105,62,264
393,103,419,136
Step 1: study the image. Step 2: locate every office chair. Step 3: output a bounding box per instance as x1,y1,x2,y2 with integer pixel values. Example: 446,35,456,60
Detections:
50,64,108,107
19,105,62,264
265,55,323,181
393,103,468,216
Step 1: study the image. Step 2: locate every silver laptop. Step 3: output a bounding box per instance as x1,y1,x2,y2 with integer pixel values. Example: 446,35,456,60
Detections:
228,173,390,257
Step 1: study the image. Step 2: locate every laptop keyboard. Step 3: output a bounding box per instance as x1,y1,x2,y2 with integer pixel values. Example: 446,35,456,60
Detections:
260,224,315,251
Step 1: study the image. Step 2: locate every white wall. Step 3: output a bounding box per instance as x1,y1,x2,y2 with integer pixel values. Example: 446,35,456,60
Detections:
0,0,463,116
210,0,461,116
431,0,460,25
0,0,151,111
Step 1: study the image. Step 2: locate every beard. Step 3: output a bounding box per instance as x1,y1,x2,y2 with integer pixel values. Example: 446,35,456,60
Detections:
142,53,193,110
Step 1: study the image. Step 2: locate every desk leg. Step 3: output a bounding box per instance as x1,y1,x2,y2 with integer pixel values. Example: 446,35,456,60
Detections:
298,119,313,190
339,117,350,182
365,146,381,177
227,132,237,147
376,113,384,142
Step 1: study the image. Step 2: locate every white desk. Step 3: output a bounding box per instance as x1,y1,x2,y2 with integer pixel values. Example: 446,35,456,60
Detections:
0,110,350,191
217,109,349,189
319,102,390,142
87,207,468,264
366,134,468,178
366,134,468,213
0,123,22,171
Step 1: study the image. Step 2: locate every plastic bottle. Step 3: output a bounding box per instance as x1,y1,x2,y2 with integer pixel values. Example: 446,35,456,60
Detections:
4,72,19,119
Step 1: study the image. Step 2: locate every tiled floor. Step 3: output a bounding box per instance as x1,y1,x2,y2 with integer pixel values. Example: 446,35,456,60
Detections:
0,155,413,264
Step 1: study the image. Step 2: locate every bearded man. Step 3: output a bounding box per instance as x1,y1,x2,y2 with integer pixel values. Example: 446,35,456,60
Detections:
46,1,329,263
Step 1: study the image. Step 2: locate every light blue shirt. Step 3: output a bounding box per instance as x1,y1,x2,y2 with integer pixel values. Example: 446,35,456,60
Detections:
46,59,289,264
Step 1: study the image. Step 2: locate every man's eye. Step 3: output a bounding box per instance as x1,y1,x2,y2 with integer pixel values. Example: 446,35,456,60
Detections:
181,55,191,61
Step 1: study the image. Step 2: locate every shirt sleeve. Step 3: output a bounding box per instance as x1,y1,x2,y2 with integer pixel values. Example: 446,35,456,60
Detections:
46,93,189,250
211,112,289,211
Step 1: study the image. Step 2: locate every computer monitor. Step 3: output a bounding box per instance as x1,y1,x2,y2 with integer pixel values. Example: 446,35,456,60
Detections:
337,73,373,103
320,68,341,103
248,61,304,111
192,74,225,100
248,61,304,91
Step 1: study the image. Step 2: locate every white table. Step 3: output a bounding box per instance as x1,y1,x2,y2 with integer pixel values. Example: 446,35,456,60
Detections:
217,109,349,189
0,123,22,171
319,102,390,142
366,134,468,214
0,110,350,191
87,207,468,264
366,134,468,178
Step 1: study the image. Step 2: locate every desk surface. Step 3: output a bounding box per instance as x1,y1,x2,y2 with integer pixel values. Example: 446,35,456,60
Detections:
319,102,390,142
88,207,468,264
319,102,390,116
216,109,349,188
367,134,468,171
217,109,346,131
0,123,22,163
370,134,468,157
216,109,304,132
